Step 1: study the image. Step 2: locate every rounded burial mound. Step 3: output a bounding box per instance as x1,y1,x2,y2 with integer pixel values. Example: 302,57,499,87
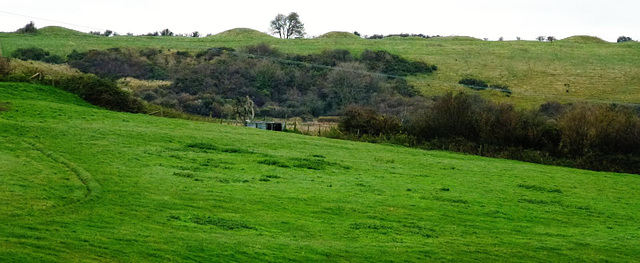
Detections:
212,28,273,39
561,35,608,44
318,31,362,39
38,26,88,36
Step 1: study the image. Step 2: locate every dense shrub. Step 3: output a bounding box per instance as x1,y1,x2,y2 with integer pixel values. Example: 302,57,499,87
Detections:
405,92,561,150
408,92,484,141
459,78,488,88
245,43,280,57
139,48,162,58
16,22,37,34
64,46,435,118
384,78,418,97
11,48,64,64
317,49,354,66
195,47,234,60
0,57,11,76
325,62,382,113
459,78,511,94
557,104,640,156
56,74,144,113
336,92,639,174
160,29,174,37
339,106,401,136
42,55,65,64
68,49,158,80
12,47,50,61
5,59,143,113
360,50,437,76
539,101,567,118
160,47,431,118
617,36,633,43
287,49,355,67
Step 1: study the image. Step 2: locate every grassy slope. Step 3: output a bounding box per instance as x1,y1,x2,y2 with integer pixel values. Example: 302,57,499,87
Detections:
1,27,640,107
1,82,640,261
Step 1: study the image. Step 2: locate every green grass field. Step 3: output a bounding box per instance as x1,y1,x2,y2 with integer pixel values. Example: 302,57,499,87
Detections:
2,82,640,261
2,27,640,107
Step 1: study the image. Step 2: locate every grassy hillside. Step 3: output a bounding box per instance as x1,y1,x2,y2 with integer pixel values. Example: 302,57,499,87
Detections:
1,27,640,107
1,82,640,261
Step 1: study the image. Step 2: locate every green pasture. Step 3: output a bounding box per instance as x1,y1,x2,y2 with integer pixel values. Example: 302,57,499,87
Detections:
1,82,639,261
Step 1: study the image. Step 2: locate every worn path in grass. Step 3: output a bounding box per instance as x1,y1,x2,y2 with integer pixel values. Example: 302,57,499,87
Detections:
1,82,640,261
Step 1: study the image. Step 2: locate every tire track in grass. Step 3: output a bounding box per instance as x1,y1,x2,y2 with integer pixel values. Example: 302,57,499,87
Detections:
22,139,101,201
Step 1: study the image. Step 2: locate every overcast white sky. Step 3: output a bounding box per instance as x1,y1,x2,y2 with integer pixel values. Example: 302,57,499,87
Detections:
1,0,638,41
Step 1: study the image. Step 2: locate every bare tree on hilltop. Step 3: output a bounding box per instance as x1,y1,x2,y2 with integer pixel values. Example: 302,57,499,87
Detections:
270,12,305,39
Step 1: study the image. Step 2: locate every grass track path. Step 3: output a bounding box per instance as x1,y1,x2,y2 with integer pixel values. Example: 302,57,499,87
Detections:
22,139,101,200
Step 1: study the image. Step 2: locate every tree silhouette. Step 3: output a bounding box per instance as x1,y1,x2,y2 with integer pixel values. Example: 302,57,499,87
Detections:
16,21,37,34
270,12,305,39
617,36,633,43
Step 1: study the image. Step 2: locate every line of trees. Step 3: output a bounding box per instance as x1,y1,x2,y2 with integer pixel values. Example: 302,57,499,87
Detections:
334,93,640,174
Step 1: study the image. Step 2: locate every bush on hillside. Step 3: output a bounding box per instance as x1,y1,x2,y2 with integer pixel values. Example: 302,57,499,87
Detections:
160,29,174,37
64,46,434,118
245,43,279,57
459,78,511,94
12,47,50,61
617,36,633,43
10,48,64,64
538,101,567,118
16,22,37,34
360,50,437,76
286,49,354,68
318,49,354,66
325,62,382,113
557,104,640,156
56,74,145,113
4,59,144,113
0,57,11,76
339,106,402,137
407,92,484,141
195,47,235,61
335,92,640,174
68,49,159,80
385,78,418,97
42,55,65,64
459,78,488,88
